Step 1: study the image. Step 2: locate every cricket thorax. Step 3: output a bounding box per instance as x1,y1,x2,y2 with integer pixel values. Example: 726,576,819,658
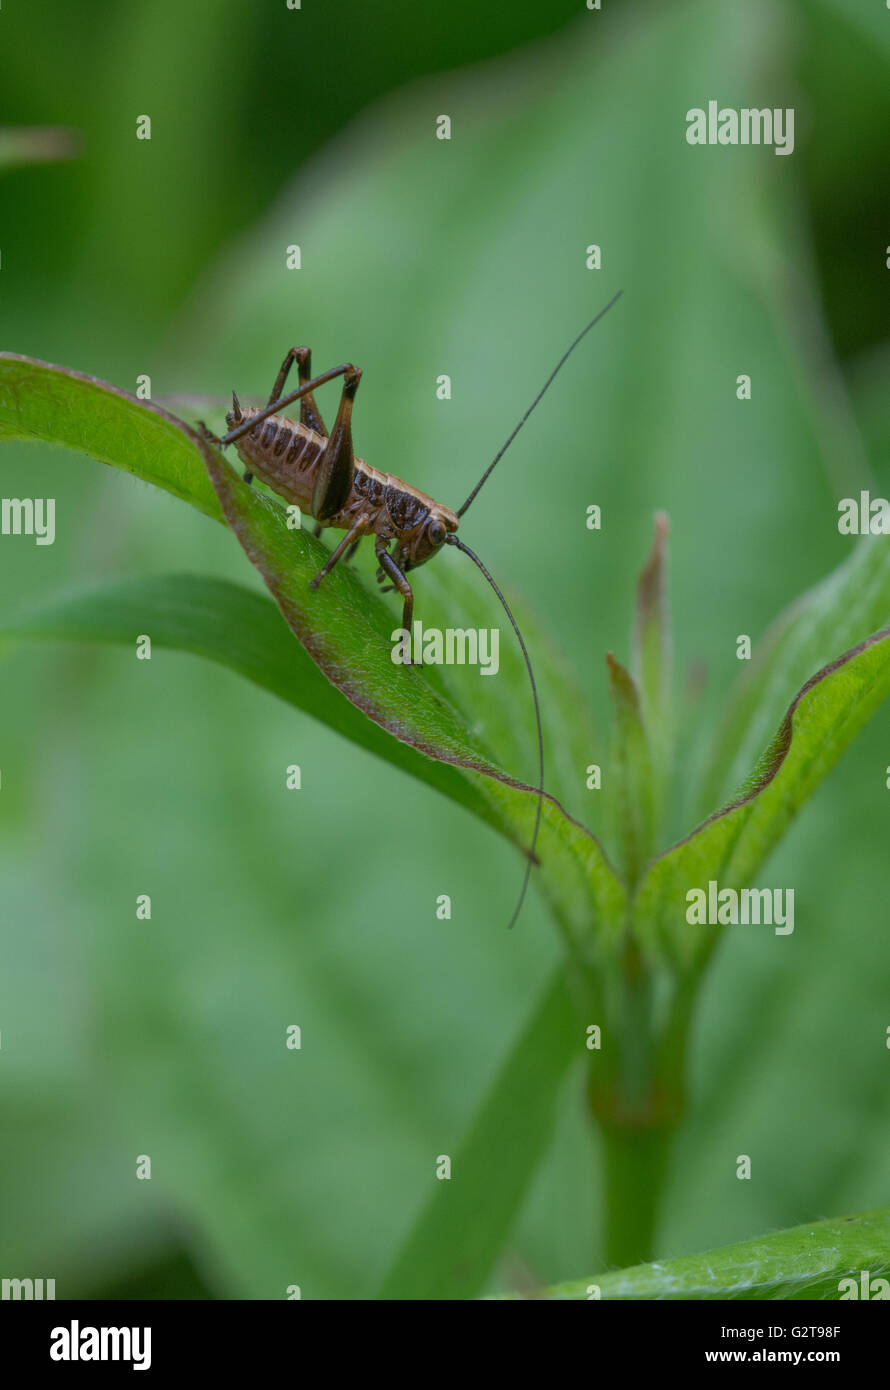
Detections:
353,463,433,532
352,464,459,567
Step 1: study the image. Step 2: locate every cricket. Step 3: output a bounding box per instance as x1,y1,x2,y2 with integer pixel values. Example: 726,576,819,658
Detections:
200,289,623,927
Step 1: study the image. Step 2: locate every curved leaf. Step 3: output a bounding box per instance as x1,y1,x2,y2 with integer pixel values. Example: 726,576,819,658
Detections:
0,353,223,520
0,573,494,825
0,354,625,941
494,1206,890,1300
200,439,625,941
634,625,890,970
699,536,890,815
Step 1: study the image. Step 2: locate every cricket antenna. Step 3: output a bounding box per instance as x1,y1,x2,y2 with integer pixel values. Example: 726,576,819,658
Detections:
446,534,543,929
456,289,624,518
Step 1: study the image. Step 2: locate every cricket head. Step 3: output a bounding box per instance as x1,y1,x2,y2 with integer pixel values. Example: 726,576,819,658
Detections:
393,503,459,571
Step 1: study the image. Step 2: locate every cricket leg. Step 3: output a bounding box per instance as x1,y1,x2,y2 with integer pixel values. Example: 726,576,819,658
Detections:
311,366,361,522
375,539,414,639
267,347,328,436
309,512,370,590
319,529,359,560
220,364,353,449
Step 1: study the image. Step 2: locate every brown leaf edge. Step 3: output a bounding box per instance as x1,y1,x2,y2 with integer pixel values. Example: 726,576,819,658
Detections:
641,621,890,867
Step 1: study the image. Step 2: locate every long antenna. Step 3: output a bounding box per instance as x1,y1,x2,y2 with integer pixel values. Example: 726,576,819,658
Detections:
447,534,543,929
456,289,623,518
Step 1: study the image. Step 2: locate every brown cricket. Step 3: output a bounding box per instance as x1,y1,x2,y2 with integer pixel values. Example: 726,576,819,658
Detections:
201,290,623,927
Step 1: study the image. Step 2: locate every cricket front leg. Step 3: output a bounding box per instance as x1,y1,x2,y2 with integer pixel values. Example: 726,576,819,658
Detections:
375,539,415,652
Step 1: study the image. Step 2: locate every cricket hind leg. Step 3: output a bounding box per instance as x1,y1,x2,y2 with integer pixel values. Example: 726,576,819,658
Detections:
268,347,328,436
310,365,362,523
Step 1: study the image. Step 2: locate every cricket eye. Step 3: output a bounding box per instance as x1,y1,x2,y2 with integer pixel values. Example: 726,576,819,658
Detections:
429,520,446,546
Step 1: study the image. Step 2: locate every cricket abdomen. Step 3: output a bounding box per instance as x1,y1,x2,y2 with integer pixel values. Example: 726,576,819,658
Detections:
232,410,326,510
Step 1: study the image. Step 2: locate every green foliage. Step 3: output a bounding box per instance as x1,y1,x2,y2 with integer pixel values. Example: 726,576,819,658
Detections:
4,337,890,1292
378,969,577,1299
2,0,890,1302
0,355,222,520
636,625,890,973
0,355,625,951
496,1207,890,1300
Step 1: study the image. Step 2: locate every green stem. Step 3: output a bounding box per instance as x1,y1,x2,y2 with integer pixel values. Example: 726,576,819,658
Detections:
585,951,695,1267
599,1120,674,1268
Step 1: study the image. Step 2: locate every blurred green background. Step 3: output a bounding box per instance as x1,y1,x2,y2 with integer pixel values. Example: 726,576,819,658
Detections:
1,0,889,1298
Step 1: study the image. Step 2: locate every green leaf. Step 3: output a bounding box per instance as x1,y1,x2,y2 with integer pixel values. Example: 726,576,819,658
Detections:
417,557,602,830
598,516,673,889
0,354,223,521
0,346,626,1298
0,577,617,1302
378,967,578,1300
0,573,493,826
606,653,655,889
698,537,890,816
0,354,626,1296
8,0,882,1300
632,512,672,774
494,1206,890,1300
201,439,625,942
635,624,890,971
0,354,625,944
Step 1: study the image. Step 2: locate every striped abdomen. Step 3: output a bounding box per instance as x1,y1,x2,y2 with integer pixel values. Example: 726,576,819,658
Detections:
232,410,326,510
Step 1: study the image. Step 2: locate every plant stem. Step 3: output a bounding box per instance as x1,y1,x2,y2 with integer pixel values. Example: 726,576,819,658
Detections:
599,1120,675,1268
585,951,695,1268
